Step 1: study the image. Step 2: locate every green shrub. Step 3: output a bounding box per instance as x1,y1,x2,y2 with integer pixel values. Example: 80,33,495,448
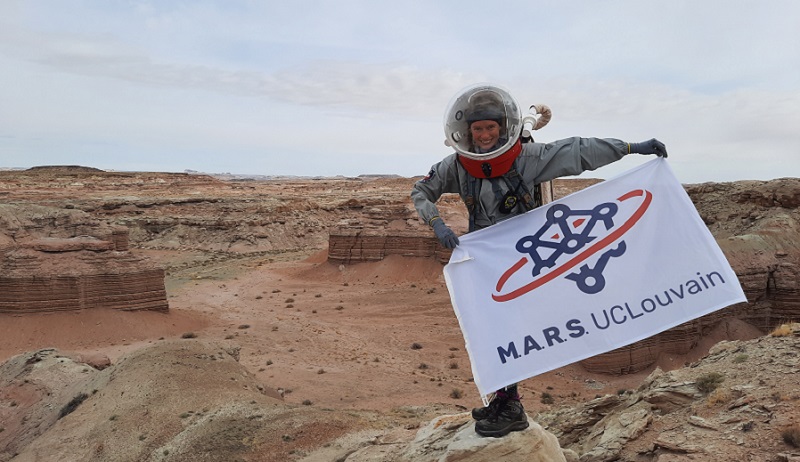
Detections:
696,372,725,394
58,393,89,419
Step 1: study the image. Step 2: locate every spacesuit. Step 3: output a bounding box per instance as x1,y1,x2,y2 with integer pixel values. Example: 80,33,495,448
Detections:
410,83,667,437
411,136,632,231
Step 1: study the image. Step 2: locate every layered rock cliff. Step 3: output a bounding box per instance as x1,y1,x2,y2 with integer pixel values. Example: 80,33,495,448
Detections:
328,231,451,264
0,203,167,313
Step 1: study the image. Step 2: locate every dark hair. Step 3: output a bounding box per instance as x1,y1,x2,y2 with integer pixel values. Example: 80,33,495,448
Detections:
466,106,504,124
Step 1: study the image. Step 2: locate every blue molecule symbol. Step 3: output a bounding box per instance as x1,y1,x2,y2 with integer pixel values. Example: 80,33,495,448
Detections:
514,202,627,294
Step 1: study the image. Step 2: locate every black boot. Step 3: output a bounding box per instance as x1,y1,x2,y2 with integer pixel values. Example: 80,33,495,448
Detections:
471,397,502,420
471,384,519,421
475,399,529,437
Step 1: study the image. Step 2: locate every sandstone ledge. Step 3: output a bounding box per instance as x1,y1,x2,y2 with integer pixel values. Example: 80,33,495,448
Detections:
0,269,168,313
328,230,452,264
1,204,168,314
0,247,168,313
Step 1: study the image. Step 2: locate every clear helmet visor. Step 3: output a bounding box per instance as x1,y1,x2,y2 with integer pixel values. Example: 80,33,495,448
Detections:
444,84,522,160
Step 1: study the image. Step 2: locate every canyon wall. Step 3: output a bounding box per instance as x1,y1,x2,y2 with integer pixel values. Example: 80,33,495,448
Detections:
2,167,798,373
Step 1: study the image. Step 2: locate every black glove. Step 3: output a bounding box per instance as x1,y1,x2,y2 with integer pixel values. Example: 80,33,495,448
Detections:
432,219,459,249
629,139,668,158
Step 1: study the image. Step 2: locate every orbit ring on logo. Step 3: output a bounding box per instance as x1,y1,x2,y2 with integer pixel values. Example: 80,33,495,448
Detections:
492,189,653,302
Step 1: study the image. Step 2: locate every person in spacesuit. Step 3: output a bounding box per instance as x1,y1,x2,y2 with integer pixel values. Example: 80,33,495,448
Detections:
410,83,667,437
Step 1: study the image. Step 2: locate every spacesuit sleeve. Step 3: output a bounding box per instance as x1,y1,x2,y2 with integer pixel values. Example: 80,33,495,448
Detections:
410,155,462,226
530,137,628,183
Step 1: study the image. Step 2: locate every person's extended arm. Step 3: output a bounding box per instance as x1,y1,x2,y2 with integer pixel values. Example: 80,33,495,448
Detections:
410,155,462,248
523,137,668,184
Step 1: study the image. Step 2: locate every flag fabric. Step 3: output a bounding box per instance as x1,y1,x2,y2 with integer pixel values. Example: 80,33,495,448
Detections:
443,158,747,398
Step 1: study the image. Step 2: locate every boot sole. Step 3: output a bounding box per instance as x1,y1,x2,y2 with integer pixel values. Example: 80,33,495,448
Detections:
475,419,530,438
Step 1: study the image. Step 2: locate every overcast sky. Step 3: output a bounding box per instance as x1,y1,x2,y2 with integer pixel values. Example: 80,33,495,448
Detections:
1,1,798,183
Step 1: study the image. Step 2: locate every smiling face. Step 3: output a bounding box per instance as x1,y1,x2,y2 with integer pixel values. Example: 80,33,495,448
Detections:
469,120,501,151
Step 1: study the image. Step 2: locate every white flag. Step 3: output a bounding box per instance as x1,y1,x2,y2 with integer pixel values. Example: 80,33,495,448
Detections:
443,158,747,397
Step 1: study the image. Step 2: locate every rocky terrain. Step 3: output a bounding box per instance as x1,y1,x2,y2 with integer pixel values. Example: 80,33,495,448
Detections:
0,166,798,461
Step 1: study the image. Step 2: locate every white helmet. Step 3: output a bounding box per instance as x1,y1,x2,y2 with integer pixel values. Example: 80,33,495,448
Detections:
443,83,522,161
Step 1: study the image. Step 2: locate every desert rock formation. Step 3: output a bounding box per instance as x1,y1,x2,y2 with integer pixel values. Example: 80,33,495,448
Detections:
0,199,167,313
537,322,800,462
2,167,799,367
0,341,371,462
328,231,451,264
2,325,797,461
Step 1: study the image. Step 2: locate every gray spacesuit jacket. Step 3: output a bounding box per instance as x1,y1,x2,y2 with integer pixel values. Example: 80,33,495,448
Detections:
411,137,628,231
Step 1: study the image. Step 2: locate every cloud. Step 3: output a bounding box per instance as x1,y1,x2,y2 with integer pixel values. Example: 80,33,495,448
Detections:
0,1,798,182
0,19,477,119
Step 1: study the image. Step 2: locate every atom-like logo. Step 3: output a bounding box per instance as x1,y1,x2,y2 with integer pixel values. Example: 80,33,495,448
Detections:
492,189,652,302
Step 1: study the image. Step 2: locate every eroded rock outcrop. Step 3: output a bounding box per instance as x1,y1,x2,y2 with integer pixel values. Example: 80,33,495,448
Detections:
5,328,797,462
0,203,167,313
0,341,356,462
537,324,800,462
328,231,451,264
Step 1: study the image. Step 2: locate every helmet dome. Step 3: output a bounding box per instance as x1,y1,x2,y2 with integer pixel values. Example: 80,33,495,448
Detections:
444,83,522,160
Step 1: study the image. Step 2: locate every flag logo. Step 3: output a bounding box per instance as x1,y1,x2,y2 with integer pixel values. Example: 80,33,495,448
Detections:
493,189,652,302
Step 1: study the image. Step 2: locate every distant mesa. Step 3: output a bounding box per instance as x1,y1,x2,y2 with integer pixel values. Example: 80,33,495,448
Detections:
24,165,106,174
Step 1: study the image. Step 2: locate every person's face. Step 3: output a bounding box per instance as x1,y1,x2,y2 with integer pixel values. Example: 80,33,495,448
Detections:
470,120,501,151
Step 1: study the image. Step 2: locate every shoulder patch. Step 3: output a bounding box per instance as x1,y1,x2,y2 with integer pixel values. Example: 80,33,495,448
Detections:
421,168,436,183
